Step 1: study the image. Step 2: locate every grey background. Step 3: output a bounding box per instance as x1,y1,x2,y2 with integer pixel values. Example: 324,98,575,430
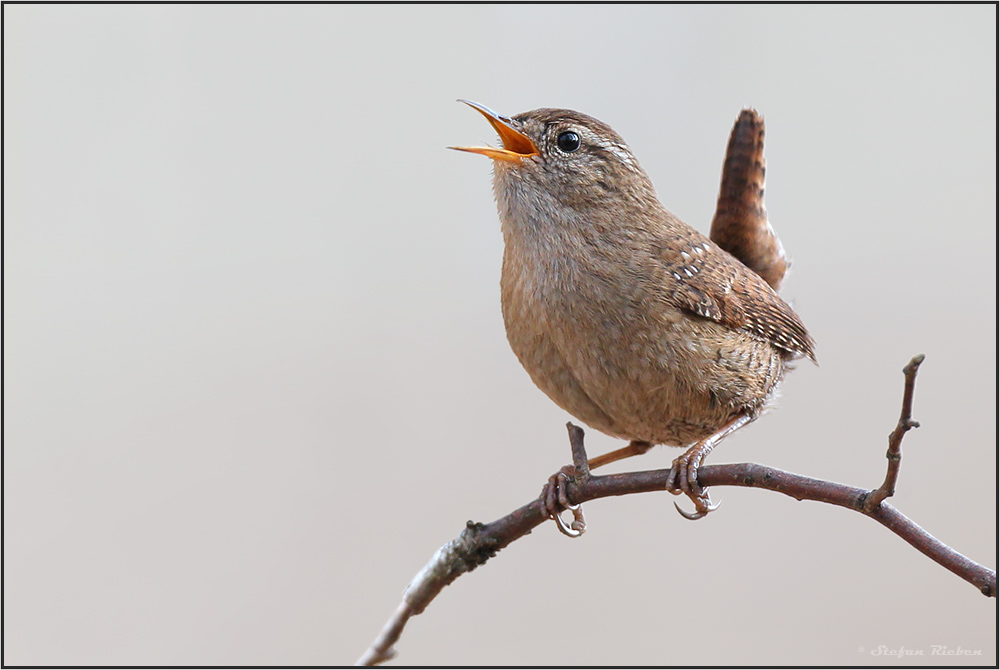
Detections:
4,4,996,666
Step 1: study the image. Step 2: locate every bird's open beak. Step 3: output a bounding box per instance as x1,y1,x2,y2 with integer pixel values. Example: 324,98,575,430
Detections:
449,100,539,163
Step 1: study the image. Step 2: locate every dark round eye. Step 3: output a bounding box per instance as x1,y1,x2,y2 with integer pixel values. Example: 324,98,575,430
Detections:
556,131,581,153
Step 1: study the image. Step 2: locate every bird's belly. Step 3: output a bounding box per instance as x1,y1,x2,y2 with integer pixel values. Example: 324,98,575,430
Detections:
502,284,783,446
501,288,623,438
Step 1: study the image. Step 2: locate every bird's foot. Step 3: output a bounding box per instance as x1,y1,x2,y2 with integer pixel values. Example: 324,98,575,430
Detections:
666,441,721,521
540,464,587,537
539,424,592,537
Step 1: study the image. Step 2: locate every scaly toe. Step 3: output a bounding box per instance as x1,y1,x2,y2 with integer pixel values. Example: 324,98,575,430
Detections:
686,459,702,491
670,455,697,495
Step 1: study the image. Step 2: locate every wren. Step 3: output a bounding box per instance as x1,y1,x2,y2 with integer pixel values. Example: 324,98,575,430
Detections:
452,101,815,521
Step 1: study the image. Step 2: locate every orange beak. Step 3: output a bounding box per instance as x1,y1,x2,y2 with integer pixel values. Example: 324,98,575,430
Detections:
449,100,539,163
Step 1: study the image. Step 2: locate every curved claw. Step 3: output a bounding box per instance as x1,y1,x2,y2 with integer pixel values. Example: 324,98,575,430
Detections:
673,492,722,521
552,505,586,537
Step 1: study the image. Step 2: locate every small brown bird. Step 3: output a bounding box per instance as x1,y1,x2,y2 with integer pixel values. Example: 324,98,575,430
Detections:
452,101,815,522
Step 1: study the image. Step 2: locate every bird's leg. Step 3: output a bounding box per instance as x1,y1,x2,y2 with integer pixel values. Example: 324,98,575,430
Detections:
587,440,654,469
667,412,754,520
541,426,655,537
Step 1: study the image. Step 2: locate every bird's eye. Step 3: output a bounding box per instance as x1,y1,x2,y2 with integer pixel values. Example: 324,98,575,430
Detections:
556,131,581,153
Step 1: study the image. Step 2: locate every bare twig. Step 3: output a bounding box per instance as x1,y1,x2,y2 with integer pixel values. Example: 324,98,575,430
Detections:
356,522,502,666
357,357,996,665
568,422,590,475
864,354,924,513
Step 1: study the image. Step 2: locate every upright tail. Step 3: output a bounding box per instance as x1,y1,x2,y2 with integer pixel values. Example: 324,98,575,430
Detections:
710,109,789,292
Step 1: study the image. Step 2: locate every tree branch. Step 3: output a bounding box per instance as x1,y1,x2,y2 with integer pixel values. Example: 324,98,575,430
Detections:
865,354,924,512
357,356,996,665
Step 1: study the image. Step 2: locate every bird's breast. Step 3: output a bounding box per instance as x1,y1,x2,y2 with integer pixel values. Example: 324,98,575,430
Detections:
496,216,784,446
